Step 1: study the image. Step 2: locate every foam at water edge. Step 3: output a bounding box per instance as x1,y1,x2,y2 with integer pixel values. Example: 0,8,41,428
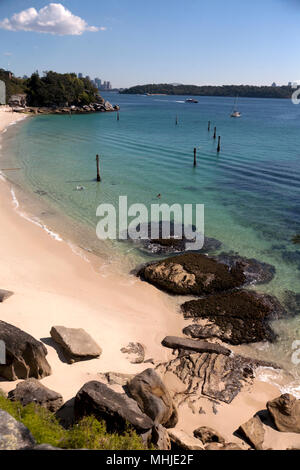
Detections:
255,366,300,399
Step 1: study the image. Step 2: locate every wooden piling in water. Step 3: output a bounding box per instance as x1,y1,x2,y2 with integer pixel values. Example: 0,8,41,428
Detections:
213,127,217,139
176,115,178,125
117,111,120,121
96,154,101,182
194,148,197,167
217,136,221,152
208,121,211,132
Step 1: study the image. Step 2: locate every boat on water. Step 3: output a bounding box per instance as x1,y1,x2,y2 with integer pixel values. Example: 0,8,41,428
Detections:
185,98,199,103
230,96,241,118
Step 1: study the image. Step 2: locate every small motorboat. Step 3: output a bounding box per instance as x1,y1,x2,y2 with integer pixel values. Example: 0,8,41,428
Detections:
185,98,199,104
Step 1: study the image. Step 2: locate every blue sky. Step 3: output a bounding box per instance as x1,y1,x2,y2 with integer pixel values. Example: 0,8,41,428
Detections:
0,0,299,88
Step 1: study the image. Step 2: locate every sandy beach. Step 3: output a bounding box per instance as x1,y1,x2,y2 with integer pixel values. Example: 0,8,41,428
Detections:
1,108,300,450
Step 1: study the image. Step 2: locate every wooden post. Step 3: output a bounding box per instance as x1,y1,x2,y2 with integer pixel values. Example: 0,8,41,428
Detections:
96,154,101,182
213,127,216,139
217,136,221,153
193,148,197,167
208,121,211,132
117,111,120,121
176,115,178,125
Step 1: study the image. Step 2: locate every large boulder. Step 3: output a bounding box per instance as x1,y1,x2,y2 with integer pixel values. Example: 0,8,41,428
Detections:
0,410,35,450
238,416,265,450
50,326,102,364
267,394,300,433
127,368,178,428
138,253,245,296
214,252,276,285
0,321,51,381
162,337,231,356
182,290,285,345
8,379,63,412
168,429,204,450
74,381,153,433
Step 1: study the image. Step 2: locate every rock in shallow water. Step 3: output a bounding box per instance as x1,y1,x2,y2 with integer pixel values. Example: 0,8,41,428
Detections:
182,290,285,345
138,253,245,296
0,321,51,381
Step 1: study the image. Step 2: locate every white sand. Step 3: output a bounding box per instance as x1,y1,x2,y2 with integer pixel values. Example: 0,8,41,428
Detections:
0,109,299,450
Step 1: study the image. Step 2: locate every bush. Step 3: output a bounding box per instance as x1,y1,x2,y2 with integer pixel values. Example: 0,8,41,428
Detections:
0,392,146,450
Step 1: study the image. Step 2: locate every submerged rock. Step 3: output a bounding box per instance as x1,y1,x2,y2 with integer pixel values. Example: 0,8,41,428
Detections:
281,290,300,316
182,290,285,345
267,394,300,434
50,326,102,364
8,379,63,412
214,252,276,285
138,253,245,296
74,381,154,433
0,410,35,450
0,321,51,381
127,368,178,428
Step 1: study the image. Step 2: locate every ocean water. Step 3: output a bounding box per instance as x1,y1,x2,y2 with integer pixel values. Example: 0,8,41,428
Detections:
1,93,300,380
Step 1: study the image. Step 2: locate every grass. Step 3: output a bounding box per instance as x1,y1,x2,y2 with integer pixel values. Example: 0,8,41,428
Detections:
0,392,147,450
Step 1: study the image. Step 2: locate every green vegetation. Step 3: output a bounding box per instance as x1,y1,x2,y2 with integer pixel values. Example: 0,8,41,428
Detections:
0,393,146,450
121,83,293,99
0,69,102,107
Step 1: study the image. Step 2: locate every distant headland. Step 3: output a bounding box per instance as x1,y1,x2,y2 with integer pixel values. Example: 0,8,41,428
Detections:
120,83,293,99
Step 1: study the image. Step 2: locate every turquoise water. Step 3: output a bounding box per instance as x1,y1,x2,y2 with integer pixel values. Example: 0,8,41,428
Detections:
2,93,300,372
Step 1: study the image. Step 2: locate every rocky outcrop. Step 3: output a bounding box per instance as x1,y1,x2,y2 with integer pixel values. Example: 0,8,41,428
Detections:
157,350,277,405
214,252,276,285
50,326,102,364
168,429,204,450
74,381,154,433
238,416,265,450
24,101,118,115
127,368,178,428
193,426,225,445
138,253,245,296
121,343,145,364
162,337,231,356
182,290,285,345
0,321,51,381
8,379,63,412
0,410,35,450
0,289,13,302
267,394,300,433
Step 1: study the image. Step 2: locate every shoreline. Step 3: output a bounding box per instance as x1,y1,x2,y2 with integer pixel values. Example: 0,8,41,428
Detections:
1,109,300,449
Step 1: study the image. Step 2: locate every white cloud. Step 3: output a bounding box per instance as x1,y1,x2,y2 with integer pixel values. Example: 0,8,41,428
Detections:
0,3,103,36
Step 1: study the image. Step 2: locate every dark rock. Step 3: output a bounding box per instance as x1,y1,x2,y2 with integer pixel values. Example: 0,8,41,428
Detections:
127,368,178,428
0,321,51,381
214,252,276,285
121,343,145,364
238,416,265,450
138,253,245,296
0,289,13,302
74,381,154,433
8,378,63,412
162,336,231,356
0,410,35,450
193,426,225,445
182,290,285,345
267,394,300,433
50,326,102,364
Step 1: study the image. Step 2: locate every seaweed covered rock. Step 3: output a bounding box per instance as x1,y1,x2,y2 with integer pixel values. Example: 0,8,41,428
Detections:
127,369,178,428
138,253,245,296
182,290,285,345
8,379,63,412
74,381,154,433
0,321,51,381
214,252,276,285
